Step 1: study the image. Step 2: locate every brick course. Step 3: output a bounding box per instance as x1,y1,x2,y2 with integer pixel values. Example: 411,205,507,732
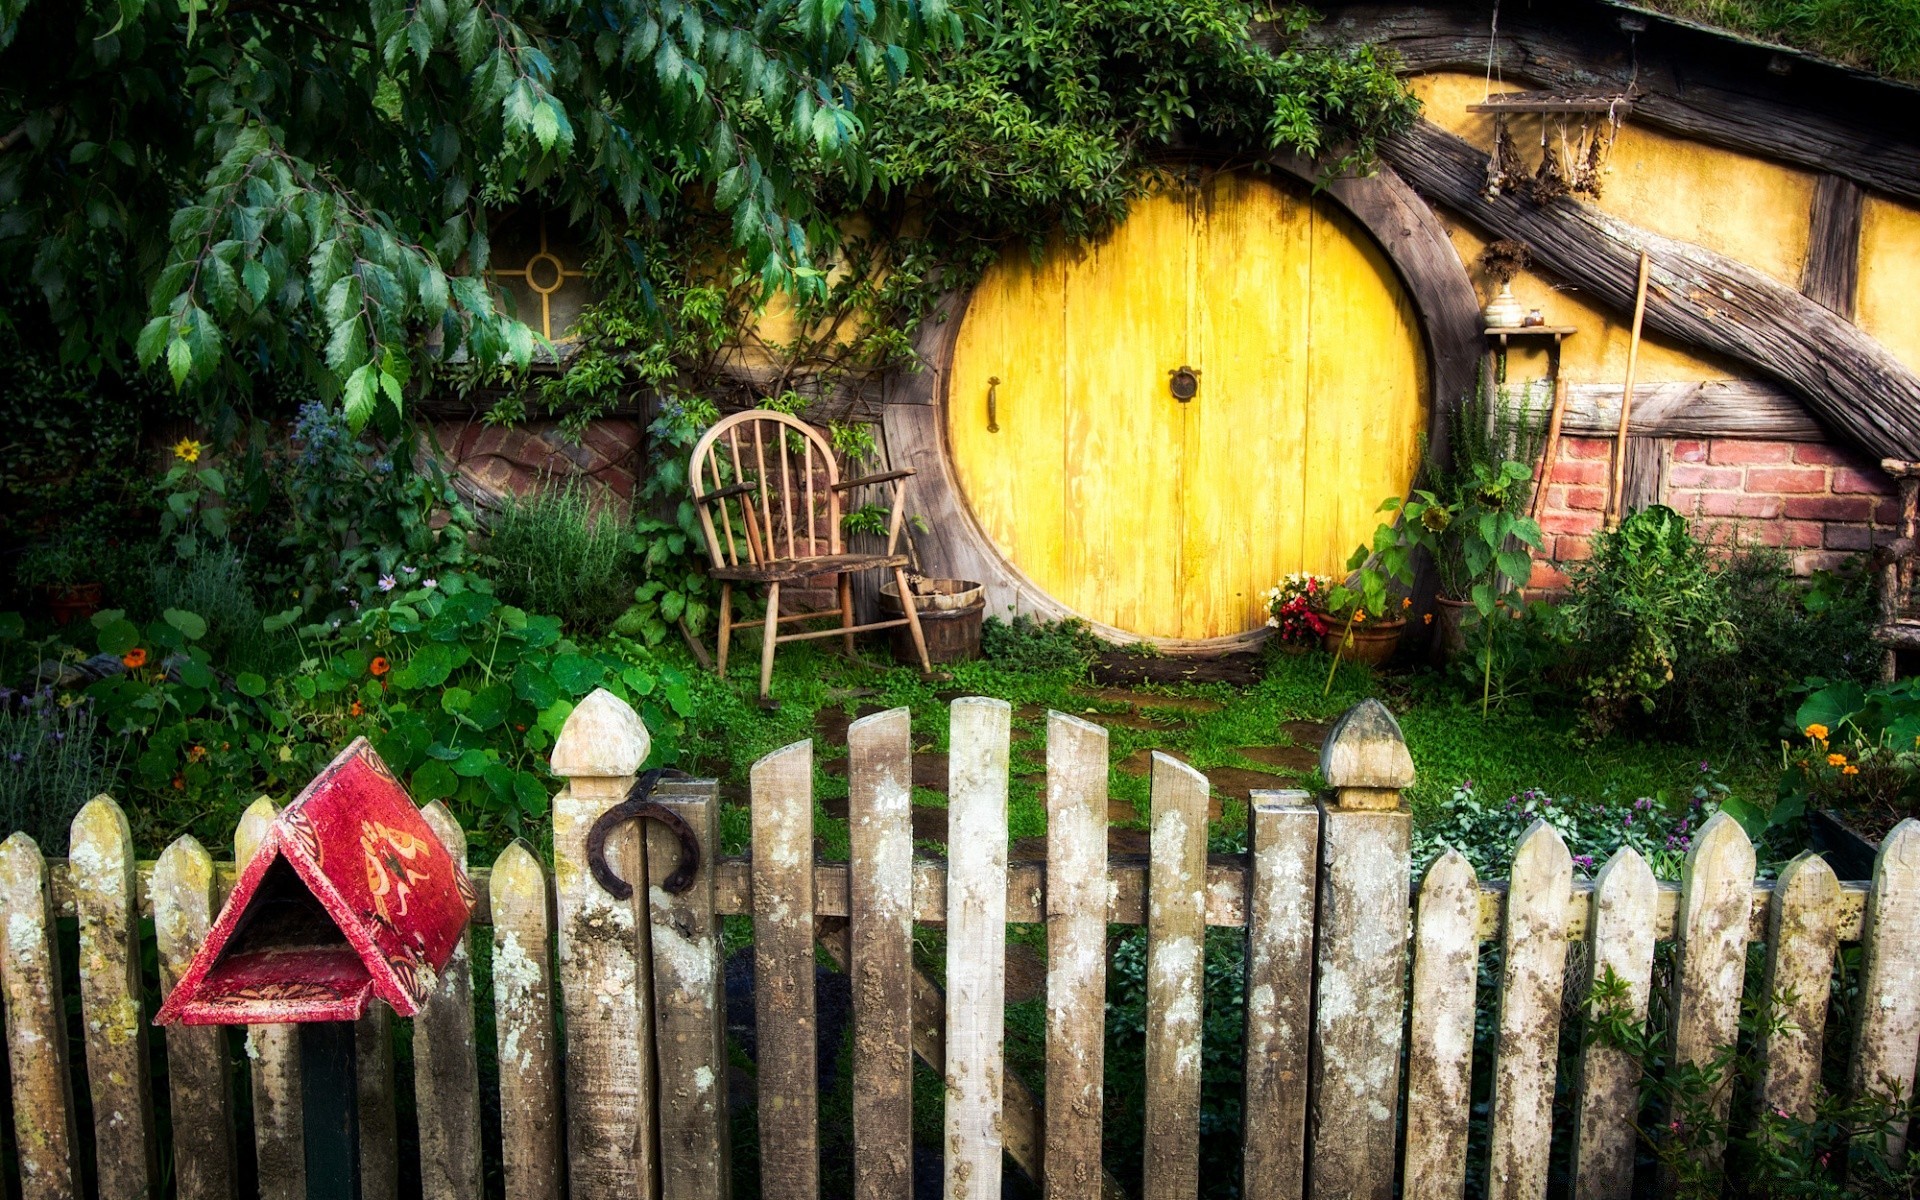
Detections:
1531,434,1896,590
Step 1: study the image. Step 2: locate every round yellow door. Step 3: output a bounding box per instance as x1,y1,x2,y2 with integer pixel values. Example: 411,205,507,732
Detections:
947,172,1430,640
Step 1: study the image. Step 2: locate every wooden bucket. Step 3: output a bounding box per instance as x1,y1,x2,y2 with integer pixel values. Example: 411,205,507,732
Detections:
880,580,985,664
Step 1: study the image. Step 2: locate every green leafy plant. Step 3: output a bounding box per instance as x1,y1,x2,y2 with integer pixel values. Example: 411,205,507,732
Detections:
1562,505,1737,737
0,693,122,853
1778,678,1920,841
979,615,1104,675
485,481,636,634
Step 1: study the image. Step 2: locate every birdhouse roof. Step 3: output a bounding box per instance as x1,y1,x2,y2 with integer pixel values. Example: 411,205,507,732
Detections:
155,738,476,1026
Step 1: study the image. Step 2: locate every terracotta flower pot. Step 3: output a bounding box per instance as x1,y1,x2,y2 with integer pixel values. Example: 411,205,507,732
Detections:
1321,617,1406,666
47,582,103,626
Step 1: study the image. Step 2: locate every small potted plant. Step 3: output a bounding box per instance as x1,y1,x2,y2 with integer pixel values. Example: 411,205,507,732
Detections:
1318,532,1415,685
19,541,103,625
1479,238,1532,329
1264,573,1331,653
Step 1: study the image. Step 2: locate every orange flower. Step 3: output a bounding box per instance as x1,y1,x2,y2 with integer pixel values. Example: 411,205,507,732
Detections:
186,744,207,762
1352,610,1366,624
369,656,390,677
1842,764,1860,776
1423,612,1434,625
349,701,364,717
1804,723,1829,741
122,647,148,669
171,775,185,790
1402,597,1413,609
1827,752,1848,767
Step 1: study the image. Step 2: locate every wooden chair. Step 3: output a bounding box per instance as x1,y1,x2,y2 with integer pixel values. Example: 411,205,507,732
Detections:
688,410,931,699
1874,459,1920,679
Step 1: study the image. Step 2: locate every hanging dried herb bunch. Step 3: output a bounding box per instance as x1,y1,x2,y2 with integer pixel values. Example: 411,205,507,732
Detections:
1482,100,1626,202
1479,238,1532,286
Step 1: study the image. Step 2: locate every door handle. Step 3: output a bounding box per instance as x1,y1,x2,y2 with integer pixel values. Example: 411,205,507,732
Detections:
1169,365,1199,402
987,376,1001,432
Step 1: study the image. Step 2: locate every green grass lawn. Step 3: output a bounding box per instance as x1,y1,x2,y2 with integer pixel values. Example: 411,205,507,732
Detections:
671,634,1779,864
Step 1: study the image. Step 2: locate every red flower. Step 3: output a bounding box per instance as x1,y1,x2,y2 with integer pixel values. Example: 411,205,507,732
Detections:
122,647,148,669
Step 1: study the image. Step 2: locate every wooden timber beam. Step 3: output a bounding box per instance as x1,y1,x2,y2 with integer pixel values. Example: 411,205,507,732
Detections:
1383,119,1920,462
1802,174,1865,319
1297,2,1920,205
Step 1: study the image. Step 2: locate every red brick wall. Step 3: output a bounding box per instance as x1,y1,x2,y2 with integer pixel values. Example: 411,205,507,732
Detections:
433,418,643,505
1528,435,1898,591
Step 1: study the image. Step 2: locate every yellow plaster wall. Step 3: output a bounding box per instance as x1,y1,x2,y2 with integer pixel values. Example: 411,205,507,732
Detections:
1859,195,1920,377
1408,72,1818,388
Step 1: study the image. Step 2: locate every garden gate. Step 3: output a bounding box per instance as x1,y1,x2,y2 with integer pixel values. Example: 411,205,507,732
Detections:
0,689,1917,1200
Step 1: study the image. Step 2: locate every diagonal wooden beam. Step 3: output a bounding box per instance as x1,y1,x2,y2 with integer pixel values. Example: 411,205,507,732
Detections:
1382,119,1920,462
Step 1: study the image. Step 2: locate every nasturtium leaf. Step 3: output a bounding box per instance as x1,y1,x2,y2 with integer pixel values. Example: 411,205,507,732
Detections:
177,659,215,689
482,761,516,798
513,771,550,817
163,608,209,640
97,618,140,656
550,653,604,696
236,671,268,697
513,665,560,708
412,759,458,802
441,685,473,715
453,748,492,777
466,682,512,730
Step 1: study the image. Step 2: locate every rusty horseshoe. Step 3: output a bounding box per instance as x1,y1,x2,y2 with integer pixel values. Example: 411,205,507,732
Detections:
584,768,701,898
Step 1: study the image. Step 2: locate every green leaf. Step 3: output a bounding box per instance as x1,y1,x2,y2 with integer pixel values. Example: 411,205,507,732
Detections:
453,748,492,777
513,770,550,817
163,608,209,640
549,653,604,696
0,613,23,640
466,682,512,730
97,618,140,656
412,759,458,801
236,671,267,697
1795,682,1866,736
166,338,193,388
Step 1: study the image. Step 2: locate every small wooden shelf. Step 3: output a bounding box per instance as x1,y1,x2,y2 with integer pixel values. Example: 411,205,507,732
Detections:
1482,326,1577,386
1466,92,1634,116
1483,326,1578,344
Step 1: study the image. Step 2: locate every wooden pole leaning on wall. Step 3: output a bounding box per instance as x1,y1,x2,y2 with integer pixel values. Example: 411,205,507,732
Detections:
1607,251,1652,529
1307,699,1416,1200
550,688,659,1200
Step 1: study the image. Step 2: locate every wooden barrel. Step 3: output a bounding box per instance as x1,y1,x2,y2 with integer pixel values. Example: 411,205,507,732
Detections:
880,582,984,665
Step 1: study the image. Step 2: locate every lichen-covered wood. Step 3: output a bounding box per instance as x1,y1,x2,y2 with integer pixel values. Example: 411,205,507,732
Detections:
1242,791,1317,1200
69,796,157,1200
1849,819,1920,1155
848,710,915,1200
414,802,484,1200
1144,753,1209,1199
1758,852,1841,1122
1403,850,1478,1200
1488,821,1573,1200
944,698,1011,1200
752,738,821,1200
1570,848,1657,1200
490,841,565,1200
1671,813,1759,1164
0,832,81,1199
1045,713,1110,1200
151,834,238,1200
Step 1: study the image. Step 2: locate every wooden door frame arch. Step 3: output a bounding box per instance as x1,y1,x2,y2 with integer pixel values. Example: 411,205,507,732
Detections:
881,155,1482,651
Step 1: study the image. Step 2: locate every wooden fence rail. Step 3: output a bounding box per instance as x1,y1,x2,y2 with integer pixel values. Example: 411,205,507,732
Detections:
1,689,1916,1200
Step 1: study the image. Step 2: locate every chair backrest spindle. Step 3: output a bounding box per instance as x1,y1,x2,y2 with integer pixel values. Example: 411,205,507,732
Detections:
688,411,846,570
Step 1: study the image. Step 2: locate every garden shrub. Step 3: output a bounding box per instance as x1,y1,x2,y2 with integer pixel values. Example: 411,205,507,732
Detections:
147,540,279,669
1780,677,1920,842
485,481,636,633
1561,506,1738,737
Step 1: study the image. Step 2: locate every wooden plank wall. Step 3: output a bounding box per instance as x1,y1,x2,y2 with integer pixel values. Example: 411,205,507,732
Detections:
8,689,1920,1200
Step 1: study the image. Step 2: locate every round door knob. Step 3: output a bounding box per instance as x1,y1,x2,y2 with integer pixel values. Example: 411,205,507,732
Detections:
1168,366,1199,401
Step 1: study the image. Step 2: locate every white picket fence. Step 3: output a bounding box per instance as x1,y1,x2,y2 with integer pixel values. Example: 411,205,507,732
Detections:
0,689,1916,1200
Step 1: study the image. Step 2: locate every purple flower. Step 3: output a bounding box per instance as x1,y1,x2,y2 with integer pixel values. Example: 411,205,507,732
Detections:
401,565,417,576
423,577,438,590
1573,854,1595,870
349,600,360,611
378,575,397,592
1624,814,1634,825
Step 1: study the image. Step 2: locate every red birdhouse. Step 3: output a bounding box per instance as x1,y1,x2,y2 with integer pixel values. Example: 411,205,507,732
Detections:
155,738,477,1026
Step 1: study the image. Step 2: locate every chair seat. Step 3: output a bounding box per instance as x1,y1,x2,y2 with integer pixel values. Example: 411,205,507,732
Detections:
710,553,909,584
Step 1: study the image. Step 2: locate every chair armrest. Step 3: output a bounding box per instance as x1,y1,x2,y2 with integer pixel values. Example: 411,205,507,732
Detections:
699,481,758,503
831,469,915,493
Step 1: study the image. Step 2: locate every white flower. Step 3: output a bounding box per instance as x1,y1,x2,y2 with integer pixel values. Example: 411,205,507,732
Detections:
423,577,438,590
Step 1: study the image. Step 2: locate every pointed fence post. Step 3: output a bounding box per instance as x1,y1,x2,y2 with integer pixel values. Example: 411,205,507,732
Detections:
1570,847,1658,1200
1487,821,1573,1200
491,841,564,1200
0,832,81,1199
1669,811,1757,1178
1849,819,1920,1154
1308,699,1415,1200
414,802,484,1199
70,795,159,1199
237,796,306,1200
1402,849,1479,1200
551,688,658,1200
152,833,239,1200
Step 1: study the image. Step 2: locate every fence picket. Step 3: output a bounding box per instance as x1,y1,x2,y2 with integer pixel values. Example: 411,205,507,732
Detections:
1404,849,1479,1200
849,709,915,1200
1307,699,1414,1200
551,688,656,1200
1242,790,1317,1200
414,802,484,1199
1044,712,1109,1200
1670,811,1757,1168
69,795,158,1199
1487,819,1573,1200
1144,753,1209,1200
0,832,80,1198
648,781,730,1200
945,697,1011,1200
151,834,237,1200
1758,851,1840,1122
1570,847,1657,1200
490,841,565,1200
355,1003,400,1200
1849,818,1920,1154
752,738,820,1200
236,796,305,1200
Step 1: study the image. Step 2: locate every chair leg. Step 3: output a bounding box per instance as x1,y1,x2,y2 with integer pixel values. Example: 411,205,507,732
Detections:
716,583,733,678
839,574,856,656
892,567,932,675
759,582,782,701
